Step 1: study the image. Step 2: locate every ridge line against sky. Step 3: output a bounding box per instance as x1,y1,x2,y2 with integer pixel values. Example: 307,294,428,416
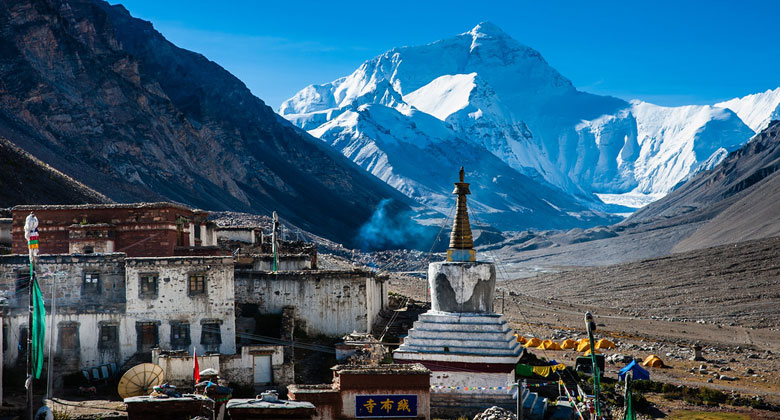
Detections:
115,0,780,110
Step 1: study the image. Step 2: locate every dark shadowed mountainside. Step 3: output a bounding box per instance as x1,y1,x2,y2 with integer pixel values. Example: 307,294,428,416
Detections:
0,0,423,248
0,136,110,207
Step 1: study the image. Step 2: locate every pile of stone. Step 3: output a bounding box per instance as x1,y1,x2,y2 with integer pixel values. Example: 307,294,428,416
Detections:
473,406,516,420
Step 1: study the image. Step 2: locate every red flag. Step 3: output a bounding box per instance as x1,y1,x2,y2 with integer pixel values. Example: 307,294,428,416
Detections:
193,346,200,384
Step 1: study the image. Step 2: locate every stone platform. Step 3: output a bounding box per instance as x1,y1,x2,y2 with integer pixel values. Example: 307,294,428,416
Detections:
394,311,522,365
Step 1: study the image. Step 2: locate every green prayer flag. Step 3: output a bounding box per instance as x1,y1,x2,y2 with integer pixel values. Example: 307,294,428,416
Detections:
32,276,46,379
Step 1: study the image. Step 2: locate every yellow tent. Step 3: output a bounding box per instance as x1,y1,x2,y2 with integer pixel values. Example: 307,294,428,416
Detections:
642,355,664,368
560,339,577,349
537,340,562,351
524,337,542,348
583,348,600,356
578,338,590,345
515,334,528,344
576,340,592,352
595,339,616,350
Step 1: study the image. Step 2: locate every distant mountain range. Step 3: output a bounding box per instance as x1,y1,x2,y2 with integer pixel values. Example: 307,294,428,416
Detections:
281,22,780,227
0,0,433,249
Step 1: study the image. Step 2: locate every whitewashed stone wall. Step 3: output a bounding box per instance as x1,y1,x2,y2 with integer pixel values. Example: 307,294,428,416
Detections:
235,270,387,336
125,256,236,355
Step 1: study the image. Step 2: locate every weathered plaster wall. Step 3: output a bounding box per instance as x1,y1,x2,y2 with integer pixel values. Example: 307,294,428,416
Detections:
234,270,386,336
152,345,292,388
125,256,236,355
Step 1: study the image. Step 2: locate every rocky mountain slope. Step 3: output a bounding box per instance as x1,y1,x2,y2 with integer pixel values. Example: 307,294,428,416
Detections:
281,22,765,212
630,121,780,252
0,135,110,207
0,0,426,248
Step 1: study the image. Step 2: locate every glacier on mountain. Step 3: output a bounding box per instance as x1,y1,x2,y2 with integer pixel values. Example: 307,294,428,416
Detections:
281,22,774,221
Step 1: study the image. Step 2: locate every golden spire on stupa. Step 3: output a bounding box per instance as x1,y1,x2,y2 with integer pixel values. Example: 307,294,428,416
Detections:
447,167,476,262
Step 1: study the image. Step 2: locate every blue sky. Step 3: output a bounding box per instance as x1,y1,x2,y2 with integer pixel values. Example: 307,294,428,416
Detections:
117,0,780,110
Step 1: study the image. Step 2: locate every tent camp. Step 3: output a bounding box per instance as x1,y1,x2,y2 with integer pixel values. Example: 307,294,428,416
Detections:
595,339,616,350
515,334,527,344
524,337,542,348
560,339,577,349
642,355,665,368
583,349,600,356
619,360,650,381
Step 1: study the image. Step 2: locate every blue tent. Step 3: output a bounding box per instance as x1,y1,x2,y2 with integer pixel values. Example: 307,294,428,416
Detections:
619,360,649,381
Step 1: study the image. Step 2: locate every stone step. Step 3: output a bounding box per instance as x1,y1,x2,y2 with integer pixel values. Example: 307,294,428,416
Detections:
406,327,515,341
396,342,522,356
411,319,510,333
401,336,520,350
417,312,507,324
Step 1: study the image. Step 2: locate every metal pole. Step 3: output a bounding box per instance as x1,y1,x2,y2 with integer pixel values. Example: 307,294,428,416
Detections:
46,272,58,399
27,271,34,420
585,312,601,418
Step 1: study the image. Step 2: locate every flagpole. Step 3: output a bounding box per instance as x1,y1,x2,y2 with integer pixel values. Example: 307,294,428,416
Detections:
25,213,37,420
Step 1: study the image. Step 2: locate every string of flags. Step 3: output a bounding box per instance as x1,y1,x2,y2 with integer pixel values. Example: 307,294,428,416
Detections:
430,381,557,391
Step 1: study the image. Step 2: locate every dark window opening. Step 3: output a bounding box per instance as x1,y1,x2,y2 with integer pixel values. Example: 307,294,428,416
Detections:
188,274,205,295
194,225,201,240
99,325,118,350
17,327,28,363
201,322,221,352
59,324,79,353
82,273,100,296
139,273,158,298
170,322,191,350
136,322,159,352
83,246,94,254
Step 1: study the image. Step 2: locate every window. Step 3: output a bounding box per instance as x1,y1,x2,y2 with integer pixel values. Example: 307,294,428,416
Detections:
139,273,158,298
59,323,79,353
82,273,100,296
170,322,191,350
83,246,94,254
188,274,205,295
99,324,118,350
136,322,159,352
194,225,201,240
200,322,222,351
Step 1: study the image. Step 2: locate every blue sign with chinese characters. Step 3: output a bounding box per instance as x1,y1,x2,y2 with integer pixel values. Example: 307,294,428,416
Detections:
355,395,418,418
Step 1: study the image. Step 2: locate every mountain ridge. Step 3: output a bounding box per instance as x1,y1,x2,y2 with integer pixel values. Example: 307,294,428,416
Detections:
0,0,427,249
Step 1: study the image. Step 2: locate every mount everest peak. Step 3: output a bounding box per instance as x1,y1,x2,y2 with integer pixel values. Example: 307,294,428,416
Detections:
281,22,777,229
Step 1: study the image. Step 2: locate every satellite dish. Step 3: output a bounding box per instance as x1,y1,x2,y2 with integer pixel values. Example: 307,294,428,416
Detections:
117,363,165,399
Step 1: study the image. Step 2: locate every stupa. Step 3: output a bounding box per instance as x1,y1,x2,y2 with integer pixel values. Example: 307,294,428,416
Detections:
394,168,522,413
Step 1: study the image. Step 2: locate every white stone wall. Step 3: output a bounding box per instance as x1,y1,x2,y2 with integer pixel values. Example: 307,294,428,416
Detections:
235,271,387,336
216,229,256,244
125,256,236,355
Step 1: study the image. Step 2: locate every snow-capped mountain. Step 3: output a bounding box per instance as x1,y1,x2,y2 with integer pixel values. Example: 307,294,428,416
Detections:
715,88,780,133
281,22,775,218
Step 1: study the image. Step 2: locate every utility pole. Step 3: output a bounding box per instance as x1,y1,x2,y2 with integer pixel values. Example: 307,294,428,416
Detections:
585,312,601,418
46,271,64,399
271,211,279,273
515,379,525,420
